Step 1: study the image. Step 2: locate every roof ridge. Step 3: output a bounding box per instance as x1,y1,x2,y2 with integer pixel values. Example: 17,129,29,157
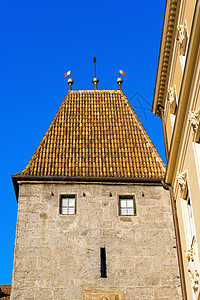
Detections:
120,90,166,172
66,90,120,92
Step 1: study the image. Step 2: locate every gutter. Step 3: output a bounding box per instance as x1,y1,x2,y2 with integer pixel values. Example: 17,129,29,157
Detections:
161,180,187,300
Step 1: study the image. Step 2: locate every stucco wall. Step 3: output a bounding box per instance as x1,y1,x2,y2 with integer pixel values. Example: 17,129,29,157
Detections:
11,181,181,300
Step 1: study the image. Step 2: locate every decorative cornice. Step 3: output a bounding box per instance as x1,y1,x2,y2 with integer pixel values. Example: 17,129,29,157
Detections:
83,291,124,300
167,86,177,105
185,246,200,292
188,109,200,131
168,87,175,104
176,170,186,192
185,247,195,262
177,24,185,44
152,0,180,115
177,21,188,55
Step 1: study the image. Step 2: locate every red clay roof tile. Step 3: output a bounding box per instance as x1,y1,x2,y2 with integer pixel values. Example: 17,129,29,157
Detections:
0,285,11,299
15,90,165,179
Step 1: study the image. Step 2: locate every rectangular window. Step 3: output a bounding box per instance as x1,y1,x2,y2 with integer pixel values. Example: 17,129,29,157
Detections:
186,192,195,246
119,195,136,216
193,129,200,184
60,195,76,215
100,248,107,278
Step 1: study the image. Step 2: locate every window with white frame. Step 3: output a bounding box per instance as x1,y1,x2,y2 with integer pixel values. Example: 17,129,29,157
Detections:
195,127,200,144
119,195,136,216
193,129,200,188
186,192,195,246
60,195,76,215
181,188,195,247
194,142,200,175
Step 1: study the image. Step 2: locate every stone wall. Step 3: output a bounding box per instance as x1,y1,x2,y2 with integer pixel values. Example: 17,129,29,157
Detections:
11,181,181,300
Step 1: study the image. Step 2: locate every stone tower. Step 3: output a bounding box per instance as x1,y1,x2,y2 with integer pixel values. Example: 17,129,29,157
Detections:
11,81,182,299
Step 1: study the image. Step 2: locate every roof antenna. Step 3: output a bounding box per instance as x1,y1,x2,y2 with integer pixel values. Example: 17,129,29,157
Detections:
92,55,99,90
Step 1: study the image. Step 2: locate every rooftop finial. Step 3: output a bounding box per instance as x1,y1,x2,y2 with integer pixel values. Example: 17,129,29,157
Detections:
92,55,99,90
117,77,123,90
67,78,74,90
64,70,73,90
117,69,126,90
93,55,96,78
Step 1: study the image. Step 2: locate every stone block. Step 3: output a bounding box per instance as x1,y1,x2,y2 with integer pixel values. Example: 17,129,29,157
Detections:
35,288,53,299
54,288,64,299
63,287,82,299
154,286,181,298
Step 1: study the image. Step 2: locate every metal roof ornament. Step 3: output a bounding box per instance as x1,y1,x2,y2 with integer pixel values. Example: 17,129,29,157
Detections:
117,69,126,90
67,78,74,91
116,77,123,90
92,55,99,90
64,70,74,91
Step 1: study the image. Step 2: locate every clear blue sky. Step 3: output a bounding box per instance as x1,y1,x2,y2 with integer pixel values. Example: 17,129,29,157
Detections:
0,0,166,283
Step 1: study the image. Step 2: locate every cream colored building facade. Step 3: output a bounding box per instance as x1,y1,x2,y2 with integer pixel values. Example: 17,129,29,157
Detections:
153,0,200,299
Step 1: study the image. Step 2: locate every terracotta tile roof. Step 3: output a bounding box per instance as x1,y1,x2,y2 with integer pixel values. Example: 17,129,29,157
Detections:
0,285,11,299
15,90,165,179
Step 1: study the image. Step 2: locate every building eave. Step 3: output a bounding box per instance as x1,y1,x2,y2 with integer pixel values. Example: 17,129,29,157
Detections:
12,175,164,201
152,0,181,116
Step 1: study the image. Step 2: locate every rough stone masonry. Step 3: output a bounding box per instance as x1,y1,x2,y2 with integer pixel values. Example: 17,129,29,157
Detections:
11,181,181,300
